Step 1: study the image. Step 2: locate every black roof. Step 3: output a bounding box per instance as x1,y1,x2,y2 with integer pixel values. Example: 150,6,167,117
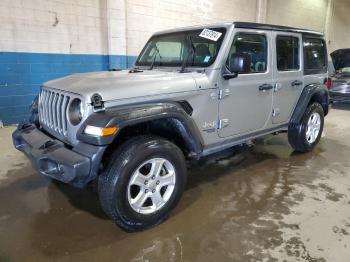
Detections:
233,22,323,36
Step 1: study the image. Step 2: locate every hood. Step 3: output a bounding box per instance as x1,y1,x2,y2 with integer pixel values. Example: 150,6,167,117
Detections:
330,49,350,70
43,70,203,103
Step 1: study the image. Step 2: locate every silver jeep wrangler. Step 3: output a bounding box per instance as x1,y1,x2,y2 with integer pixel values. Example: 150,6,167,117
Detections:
13,22,330,231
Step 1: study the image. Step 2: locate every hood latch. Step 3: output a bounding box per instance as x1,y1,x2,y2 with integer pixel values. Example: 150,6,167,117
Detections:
91,93,105,112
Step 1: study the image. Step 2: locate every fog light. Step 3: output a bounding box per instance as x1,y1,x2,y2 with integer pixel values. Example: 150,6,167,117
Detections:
84,125,118,137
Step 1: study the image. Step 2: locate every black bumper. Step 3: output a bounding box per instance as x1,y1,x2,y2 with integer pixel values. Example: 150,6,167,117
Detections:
12,124,106,188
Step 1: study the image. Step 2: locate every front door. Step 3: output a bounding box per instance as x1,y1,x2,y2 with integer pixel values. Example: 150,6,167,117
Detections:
272,32,304,124
218,30,274,138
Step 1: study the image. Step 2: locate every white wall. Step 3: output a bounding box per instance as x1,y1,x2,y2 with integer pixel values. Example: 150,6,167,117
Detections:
266,0,329,32
0,0,109,54
123,0,258,56
326,0,350,52
0,0,349,57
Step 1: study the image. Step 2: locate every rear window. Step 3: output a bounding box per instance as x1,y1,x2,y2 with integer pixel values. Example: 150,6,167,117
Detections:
303,37,327,75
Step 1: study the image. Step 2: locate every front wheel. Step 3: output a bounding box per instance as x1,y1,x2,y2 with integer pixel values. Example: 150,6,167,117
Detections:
288,102,324,153
98,136,187,232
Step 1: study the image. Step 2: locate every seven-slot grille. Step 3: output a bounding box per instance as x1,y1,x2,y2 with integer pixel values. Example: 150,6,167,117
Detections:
39,88,70,136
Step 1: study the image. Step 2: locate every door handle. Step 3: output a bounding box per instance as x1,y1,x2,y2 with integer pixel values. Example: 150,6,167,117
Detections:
291,80,302,87
259,84,273,91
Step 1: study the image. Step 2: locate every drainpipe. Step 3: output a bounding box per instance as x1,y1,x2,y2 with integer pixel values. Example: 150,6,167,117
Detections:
324,0,334,49
256,0,267,23
123,0,129,68
105,0,112,70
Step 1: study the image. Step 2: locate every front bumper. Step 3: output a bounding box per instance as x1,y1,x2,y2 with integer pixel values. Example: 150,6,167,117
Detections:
12,124,106,187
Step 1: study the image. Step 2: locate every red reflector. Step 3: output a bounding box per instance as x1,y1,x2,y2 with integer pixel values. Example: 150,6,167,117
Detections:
325,78,332,90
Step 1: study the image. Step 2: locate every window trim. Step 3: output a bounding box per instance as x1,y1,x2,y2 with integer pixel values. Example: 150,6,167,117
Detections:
225,31,269,75
303,36,328,75
276,35,301,72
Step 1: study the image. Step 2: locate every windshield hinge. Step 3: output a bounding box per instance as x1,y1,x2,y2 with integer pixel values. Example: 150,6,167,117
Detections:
218,89,230,100
218,119,229,129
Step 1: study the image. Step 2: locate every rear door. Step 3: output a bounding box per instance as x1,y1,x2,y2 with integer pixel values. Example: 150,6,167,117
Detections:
272,32,304,124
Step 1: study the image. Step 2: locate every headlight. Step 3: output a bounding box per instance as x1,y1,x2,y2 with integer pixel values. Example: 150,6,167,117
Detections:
68,98,84,125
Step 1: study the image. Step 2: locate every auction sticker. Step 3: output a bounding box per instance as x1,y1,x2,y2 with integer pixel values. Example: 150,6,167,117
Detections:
199,29,222,41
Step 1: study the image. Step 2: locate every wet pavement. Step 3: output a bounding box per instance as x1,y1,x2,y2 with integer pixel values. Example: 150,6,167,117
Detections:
1,105,350,261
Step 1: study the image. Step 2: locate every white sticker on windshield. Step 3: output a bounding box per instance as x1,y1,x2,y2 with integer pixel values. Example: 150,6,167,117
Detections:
203,56,211,63
199,29,222,42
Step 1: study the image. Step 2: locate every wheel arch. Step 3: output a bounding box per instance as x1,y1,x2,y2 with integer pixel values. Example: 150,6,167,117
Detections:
290,84,329,124
77,102,204,167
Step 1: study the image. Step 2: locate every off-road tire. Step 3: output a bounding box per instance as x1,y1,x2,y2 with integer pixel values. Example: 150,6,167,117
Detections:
98,136,187,232
288,102,324,153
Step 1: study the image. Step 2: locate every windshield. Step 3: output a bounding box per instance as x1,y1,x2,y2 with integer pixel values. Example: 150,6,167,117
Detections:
135,28,226,68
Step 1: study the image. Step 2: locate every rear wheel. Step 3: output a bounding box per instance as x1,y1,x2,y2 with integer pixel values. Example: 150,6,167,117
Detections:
98,136,187,232
288,102,324,153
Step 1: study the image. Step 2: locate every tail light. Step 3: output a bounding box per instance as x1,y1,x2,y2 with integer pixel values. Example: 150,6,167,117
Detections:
325,78,332,90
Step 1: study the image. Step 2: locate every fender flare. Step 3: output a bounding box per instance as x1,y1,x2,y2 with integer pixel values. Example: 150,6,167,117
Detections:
77,102,204,155
290,84,329,124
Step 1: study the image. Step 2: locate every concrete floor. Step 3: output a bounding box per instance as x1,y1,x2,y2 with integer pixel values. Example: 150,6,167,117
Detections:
1,105,350,261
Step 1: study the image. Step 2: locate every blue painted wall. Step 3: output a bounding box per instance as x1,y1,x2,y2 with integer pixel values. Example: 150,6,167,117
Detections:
0,52,137,125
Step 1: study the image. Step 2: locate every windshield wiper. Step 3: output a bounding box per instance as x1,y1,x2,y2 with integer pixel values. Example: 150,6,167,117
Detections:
180,35,196,73
149,45,162,70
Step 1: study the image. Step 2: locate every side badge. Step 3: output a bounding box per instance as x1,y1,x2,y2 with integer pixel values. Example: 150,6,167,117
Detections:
202,121,216,132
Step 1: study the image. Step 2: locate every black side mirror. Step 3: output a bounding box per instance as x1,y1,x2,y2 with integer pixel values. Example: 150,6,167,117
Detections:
223,53,252,80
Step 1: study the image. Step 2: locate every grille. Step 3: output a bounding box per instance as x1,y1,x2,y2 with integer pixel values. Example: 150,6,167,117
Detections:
39,88,70,136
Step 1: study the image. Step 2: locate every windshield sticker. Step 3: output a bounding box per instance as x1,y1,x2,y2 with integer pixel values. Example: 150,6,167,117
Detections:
199,29,222,42
203,56,211,63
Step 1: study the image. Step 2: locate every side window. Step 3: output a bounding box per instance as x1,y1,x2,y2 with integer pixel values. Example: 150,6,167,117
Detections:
276,36,300,71
227,33,268,73
303,38,327,74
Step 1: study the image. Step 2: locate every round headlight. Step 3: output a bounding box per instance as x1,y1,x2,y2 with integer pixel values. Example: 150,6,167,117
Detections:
68,98,84,125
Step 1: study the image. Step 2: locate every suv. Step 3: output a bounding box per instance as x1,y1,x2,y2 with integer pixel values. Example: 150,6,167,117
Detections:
13,22,330,232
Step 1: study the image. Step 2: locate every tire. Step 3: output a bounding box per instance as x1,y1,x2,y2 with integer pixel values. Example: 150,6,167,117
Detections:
98,136,187,232
288,102,324,153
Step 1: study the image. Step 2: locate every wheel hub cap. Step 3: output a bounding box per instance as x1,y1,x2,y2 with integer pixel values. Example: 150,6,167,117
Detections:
127,158,176,214
306,112,321,144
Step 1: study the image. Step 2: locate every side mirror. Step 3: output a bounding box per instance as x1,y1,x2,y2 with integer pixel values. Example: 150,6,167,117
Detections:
223,53,252,80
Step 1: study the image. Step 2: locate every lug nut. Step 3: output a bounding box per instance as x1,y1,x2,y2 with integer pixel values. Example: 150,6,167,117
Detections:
152,176,156,180
145,189,149,193
144,180,148,185
152,189,155,193
156,180,160,185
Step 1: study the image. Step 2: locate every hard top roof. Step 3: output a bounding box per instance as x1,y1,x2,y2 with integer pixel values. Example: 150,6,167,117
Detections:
233,22,323,36
153,22,323,37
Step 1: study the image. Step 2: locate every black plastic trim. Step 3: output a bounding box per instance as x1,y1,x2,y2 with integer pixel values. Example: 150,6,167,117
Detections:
12,124,106,188
290,84,329,124
77,102,204,155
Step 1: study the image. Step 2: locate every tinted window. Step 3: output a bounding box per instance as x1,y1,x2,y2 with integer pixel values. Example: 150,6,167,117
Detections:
276,36,300,71
136,28,226,68
304,38,326,74
227,33,268,73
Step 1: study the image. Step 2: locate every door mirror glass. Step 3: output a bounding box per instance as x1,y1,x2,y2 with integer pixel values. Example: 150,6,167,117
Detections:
228,53,252,73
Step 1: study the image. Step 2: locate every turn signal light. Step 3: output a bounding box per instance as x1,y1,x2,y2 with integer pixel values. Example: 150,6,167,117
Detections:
84,125,118,137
